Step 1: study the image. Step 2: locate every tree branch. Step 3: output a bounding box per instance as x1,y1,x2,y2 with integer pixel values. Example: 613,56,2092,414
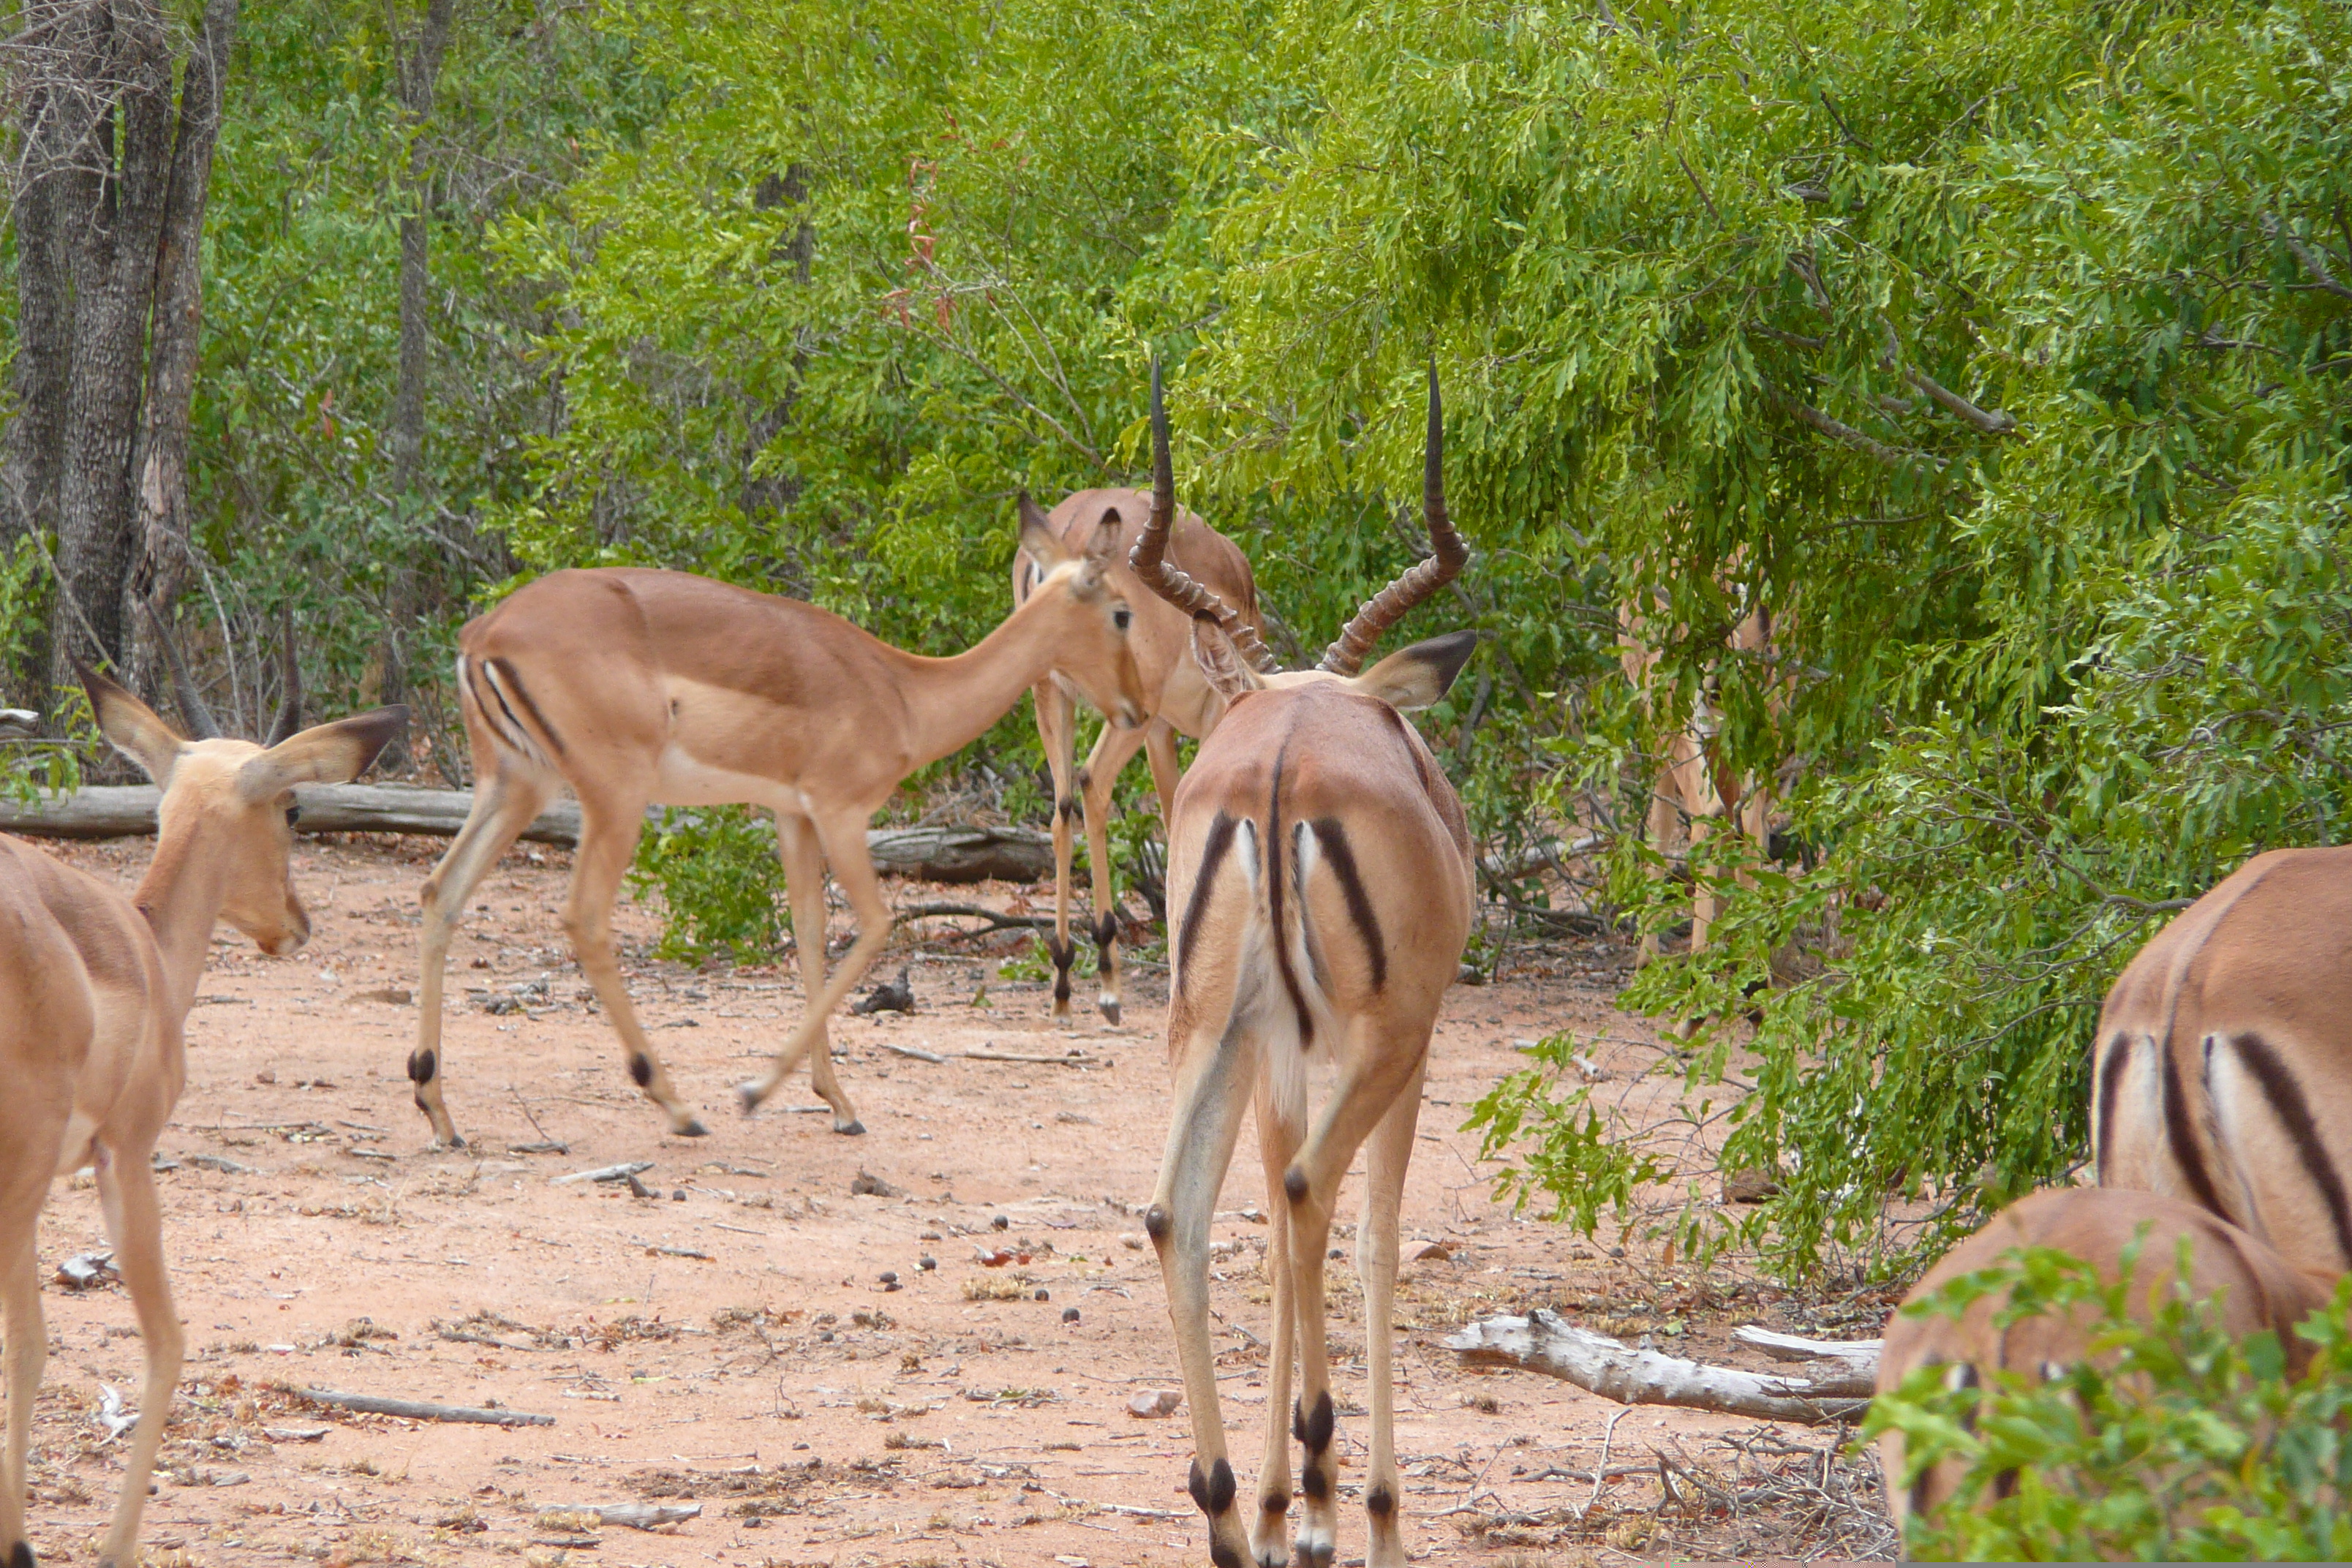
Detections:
2264,213,2352,301
1765,386,1937,469
1879,317,2016,435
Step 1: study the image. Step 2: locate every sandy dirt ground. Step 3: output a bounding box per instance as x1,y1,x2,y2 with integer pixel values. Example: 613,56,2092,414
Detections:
15,834,1893,1567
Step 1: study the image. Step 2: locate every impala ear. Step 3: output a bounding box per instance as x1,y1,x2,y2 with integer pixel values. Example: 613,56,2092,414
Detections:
1016,492,1067,569
236,706,409,803
1191,616,1264,704
78,662,183,785
1074,508,1125,591
1349,630,1478,712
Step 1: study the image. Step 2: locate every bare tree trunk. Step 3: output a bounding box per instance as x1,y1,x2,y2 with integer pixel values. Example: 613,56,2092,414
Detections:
50,0,176,683
379,0,453,723
119,0,239,699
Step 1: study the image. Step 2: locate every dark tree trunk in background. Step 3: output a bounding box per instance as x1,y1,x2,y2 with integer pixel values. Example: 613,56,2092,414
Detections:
119,0,239,699
378,0,453,725
1,0,241,713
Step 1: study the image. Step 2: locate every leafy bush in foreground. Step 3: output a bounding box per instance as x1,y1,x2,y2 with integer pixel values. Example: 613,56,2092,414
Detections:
1865,1245,2352,1561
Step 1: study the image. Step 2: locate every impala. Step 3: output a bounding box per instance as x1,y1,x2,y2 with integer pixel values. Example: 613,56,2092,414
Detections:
1619,579,1784,961
2091,845,2352,1278
407,527,1147,1146
1875,1185,2335,1534
2,645,401,1568
1134,363,1475,1568
1011,486,1271,1025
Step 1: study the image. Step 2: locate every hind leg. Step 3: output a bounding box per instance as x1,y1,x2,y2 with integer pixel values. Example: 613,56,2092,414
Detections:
1279,1022,1431,1568
412,765,551,1145
1356,1062,1425,1568
1034,682,1082,1020
564,792,706,1137
1249,1083,1305,1567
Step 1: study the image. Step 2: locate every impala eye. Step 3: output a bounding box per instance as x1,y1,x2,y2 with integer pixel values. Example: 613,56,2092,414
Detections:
1113,608,1132,632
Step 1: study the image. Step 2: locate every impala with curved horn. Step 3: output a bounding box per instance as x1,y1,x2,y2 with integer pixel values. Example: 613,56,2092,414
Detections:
2,619,402,1568
405,540,1148,1147
1011,466,1271,1025
1134,361,1476,1568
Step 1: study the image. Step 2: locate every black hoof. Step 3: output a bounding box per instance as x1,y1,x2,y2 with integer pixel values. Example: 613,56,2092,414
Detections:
837,1119,867,1137
443,1131,467,1150
676,1118,711,1138
1098,999,1122,1026
736,1081,764,1116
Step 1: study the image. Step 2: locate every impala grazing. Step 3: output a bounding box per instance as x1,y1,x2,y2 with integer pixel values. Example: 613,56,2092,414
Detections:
1,646,401,1568
1875,1185,2336,1534
407,536,1146,1146
1619,578,1784,961
1012,487,1271,1024
1134,363,1475,1568
2091,845,2352,1278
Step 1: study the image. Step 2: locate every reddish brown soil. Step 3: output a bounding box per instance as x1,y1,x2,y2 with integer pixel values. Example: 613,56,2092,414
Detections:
16,834,1891,1567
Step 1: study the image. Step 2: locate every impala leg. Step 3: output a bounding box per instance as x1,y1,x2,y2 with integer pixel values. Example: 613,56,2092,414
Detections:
1035,681,1081,1020
412,767,551,1146
1281,1028,1431,1568
92,1149,181,1568
1,1180,45,1568
1078,715,1153,1026
1357,1061,1426,1568
739,813,893,1118
1143,719,1183,820
565,796,706,1137
1146,1018,1260,1568
776,813,861,1135
1249,1082,1306,1568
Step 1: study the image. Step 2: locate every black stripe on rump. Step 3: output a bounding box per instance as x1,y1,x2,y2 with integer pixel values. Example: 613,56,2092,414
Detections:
1175,812,1238,994
486,656,567,757
1308,818,1386,992
2095,1033,2133,1184
2230,1030,2352,1267
2162,1035,2225,1217
1264,743,1313,1049
465,657,529,755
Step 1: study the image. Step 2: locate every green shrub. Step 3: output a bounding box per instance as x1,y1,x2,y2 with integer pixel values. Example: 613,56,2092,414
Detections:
626,806,787,963
1864,1242,2352,1562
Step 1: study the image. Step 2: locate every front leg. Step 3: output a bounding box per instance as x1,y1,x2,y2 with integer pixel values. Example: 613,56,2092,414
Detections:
739,810,894,1118
566,796,707,1137
1147,1022,1260,1568
92,1151,184,1568
1078,715,1153,1026
1034,680,1081,1020
776,813,861,1134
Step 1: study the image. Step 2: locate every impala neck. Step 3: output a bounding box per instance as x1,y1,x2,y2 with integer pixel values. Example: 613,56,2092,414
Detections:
133,813,235,1021
889,584,1087,769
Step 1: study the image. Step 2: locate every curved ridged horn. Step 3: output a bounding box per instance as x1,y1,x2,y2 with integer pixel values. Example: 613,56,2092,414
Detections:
1127,359,1278,671
266,606,302,746
1319,361,1471,675
137,602,225,739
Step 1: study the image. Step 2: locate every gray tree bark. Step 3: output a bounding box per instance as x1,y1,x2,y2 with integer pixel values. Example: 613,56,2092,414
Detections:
118,0,238,699
378,0,454,721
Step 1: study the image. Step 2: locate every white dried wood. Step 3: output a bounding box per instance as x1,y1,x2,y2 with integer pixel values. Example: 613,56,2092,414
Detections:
1445,1308,1873,1424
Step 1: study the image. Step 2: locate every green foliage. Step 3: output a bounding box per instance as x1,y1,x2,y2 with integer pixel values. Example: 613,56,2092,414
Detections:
626,807,786,963
1463,1033,1670,1237
1866,1245,2352,1561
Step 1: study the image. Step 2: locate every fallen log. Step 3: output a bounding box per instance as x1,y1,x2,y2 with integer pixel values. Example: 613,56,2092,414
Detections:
0,784,1052,881
299,1387,554,1426
1446,1308,1875,1425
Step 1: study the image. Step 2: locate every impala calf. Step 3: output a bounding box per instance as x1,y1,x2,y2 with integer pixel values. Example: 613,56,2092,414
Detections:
2091,845,2352,1278
1012,487,1270,1024
1135,363,1474,1568
1876,1186,2336,1536
2,650,400,1568
409,526,1146,1146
